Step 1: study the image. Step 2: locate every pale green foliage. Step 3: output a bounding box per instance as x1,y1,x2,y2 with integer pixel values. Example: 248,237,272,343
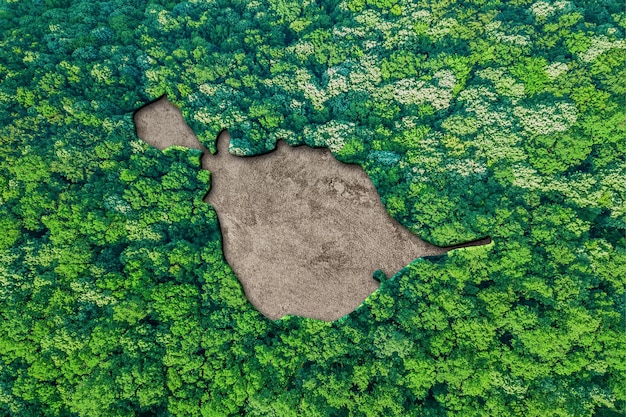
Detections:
544,62,569,79
530,0,574,20
193,83,247,128
485,20,531,47
104,194,133,214
578,35,626,63
513,102,578,136
427,17,459,40
444,158,487,178
69,280,116,307
303,120,355,152
476,67,526,102
347,54,383,92
441,114,480,136
382,76,454,110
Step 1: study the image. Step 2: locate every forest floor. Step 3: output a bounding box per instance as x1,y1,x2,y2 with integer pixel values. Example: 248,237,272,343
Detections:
133,96,489,321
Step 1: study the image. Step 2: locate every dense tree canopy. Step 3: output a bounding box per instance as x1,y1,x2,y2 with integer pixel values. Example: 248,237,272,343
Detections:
0,0,624,415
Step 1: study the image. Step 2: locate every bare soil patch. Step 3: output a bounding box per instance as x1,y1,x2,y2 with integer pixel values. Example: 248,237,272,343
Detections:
134,96,490,321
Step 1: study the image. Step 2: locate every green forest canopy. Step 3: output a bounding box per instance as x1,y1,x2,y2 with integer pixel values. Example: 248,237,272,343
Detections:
0,0,625,415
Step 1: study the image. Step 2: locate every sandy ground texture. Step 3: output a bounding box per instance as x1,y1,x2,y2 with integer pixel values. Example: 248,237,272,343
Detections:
134,96,490,321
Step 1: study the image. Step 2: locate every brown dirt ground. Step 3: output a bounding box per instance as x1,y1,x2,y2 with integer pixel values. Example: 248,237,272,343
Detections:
133,96,490,321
